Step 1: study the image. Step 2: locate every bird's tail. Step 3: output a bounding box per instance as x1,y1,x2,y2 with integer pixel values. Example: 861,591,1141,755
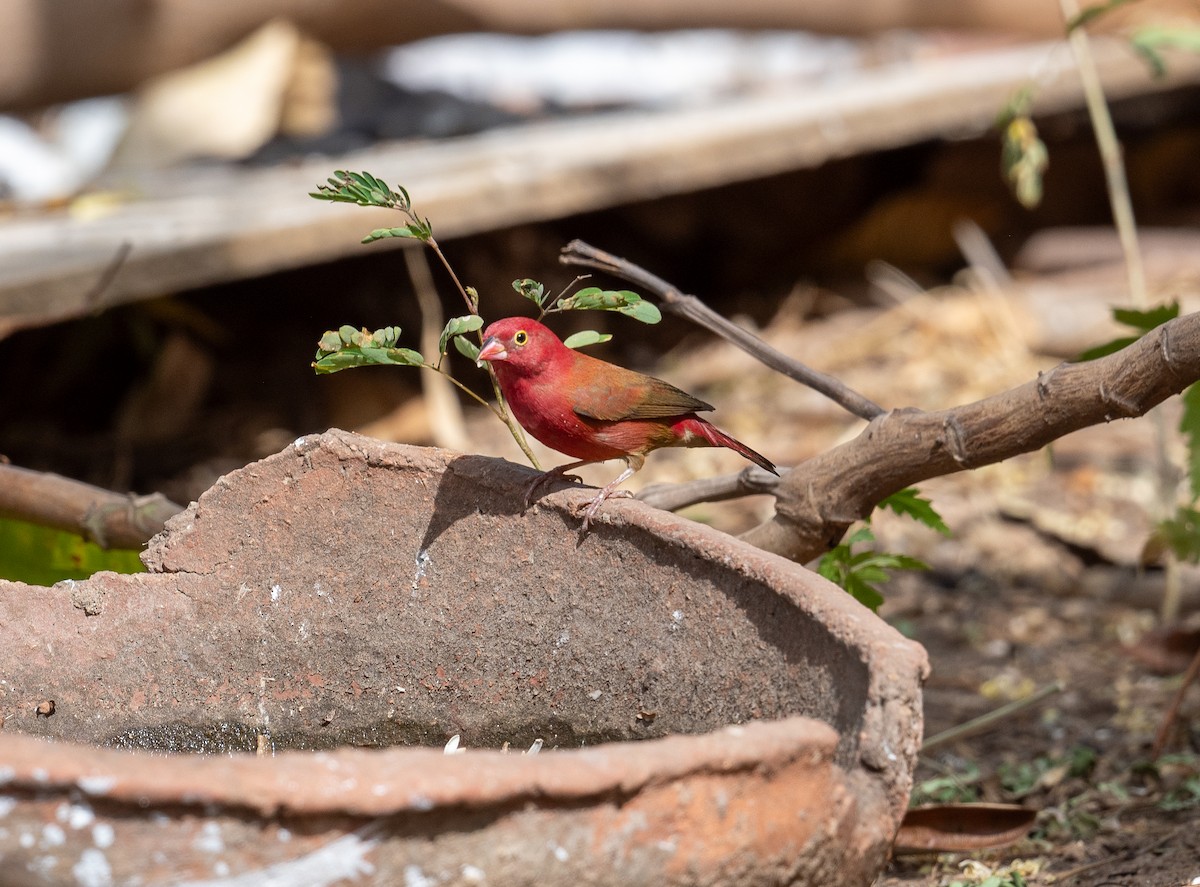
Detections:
677,417,779,475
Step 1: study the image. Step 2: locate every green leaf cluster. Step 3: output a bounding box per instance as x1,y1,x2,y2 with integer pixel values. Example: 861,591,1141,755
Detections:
556,287,662,324
438,314,483,356
817,527,928,611
512,279,640,347
817,487,946,610
312,325,425,374
310,171,432,243
0,517,144,586
563,330,613,350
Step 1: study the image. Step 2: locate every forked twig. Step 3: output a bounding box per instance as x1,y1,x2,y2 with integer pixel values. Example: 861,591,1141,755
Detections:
559,240,884,421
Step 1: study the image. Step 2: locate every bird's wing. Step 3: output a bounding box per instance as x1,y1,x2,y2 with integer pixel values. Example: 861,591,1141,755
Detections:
572,363,713,421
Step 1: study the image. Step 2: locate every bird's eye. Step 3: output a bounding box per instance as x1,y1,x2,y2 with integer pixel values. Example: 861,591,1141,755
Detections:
514,330,528,346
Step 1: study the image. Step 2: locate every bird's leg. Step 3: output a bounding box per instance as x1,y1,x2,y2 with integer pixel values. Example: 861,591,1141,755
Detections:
523,459,593,510
579,455,643,532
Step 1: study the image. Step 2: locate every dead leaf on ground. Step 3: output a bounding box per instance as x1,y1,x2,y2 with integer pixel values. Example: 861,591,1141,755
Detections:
893,803,1037,854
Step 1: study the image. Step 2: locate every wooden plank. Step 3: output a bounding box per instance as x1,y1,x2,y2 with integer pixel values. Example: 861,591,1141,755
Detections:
2,38,1197,333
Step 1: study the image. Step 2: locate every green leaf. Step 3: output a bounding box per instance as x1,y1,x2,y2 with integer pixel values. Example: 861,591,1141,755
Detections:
1157,506,1200,563
513,279,546,306
312,325,424,374
1112,302,1179,333
815,525,928,612
362,224,431,244
1077,302,1179,361
557,288,662,324
317,330,343,355
1077,335,1140,362
563,330,613,349
0,517,145,586
842,572,885,611
438,314,484,355
1182,383,1200,501
880,488,951,535
618,299,663,324
453,335,481,361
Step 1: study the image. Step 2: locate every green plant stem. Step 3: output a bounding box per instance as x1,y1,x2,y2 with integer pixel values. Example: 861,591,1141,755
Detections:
1061,0,1181,622
421,366,542,470
423,236,542,469
922,681,1064,752
1061,0,1146,308
427,237,477,314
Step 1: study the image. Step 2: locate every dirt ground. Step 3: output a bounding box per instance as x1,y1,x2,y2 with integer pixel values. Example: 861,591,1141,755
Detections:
874,470,1200,887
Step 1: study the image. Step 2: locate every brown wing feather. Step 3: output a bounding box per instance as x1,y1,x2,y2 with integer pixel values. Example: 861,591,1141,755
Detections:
570,359,713,421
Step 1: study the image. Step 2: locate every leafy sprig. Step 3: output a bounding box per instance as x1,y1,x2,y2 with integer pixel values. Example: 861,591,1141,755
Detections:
309,171,664,467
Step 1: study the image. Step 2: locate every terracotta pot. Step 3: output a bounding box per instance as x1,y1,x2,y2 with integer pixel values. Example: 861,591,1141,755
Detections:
0,430,927,885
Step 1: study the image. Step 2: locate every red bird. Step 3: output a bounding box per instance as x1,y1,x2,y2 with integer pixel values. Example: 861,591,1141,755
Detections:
477,317,778,529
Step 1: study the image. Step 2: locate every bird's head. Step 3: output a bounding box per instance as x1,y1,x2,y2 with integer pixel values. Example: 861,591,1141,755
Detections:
477,317,564,375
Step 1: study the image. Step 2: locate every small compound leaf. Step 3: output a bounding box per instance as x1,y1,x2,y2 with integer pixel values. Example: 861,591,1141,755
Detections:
558,288,662,324
362,225,430,244
513,279,546,306
618,299,662,324
317,330,343,354
453,335,481,361
390,347,425,366
312,325,424,374
563,330,613,349
439,314,484,354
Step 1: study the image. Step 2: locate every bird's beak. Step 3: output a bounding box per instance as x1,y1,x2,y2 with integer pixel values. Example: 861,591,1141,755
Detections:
477,337,508,365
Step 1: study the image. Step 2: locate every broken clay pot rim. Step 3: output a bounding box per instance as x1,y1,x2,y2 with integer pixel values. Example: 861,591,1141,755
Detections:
0,716,836,817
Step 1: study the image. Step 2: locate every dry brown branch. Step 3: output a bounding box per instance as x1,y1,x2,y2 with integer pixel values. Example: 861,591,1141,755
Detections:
560,240,885,421
637,466,780,511
0,464,182,550
740,309,1200,562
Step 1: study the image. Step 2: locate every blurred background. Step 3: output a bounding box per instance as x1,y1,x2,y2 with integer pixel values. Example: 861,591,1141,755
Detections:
6,2,1200,880
2,0,1198,513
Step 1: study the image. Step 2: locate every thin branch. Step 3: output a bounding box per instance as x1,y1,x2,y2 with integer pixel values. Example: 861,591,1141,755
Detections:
405,247,470,451
740,310,1200,562
0,464,182,549
559,240,884,421
636,465,780,511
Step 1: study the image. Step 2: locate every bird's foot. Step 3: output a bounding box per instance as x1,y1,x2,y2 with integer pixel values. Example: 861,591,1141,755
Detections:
523,468,583,511
578,488,633,533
